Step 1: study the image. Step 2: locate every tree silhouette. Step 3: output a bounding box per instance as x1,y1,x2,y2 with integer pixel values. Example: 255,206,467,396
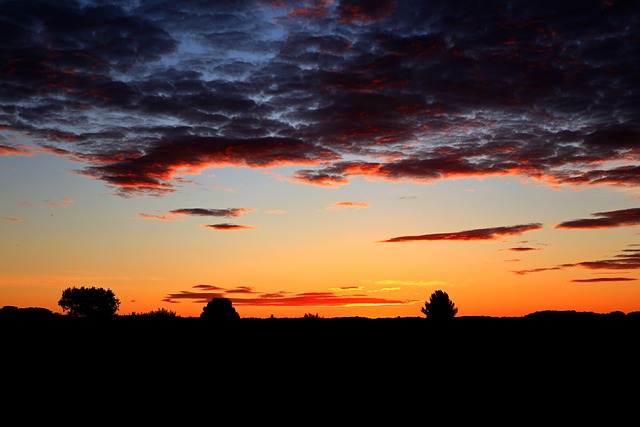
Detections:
58,286,120,318
421,290,458,320
200,297,240,322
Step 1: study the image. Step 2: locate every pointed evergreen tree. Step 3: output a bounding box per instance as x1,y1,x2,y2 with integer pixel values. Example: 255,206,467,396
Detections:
421,290,458,320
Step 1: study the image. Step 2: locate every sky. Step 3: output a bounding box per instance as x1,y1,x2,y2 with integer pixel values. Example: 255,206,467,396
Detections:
1,0,640,319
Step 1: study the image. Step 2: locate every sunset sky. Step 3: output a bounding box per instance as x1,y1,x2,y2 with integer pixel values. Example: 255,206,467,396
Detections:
2,0,640,319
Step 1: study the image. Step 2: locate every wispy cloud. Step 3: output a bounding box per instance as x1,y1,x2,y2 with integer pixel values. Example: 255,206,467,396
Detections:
1,217,24,223
379,223,543,243
507,247,541,252
202,223,256,231
364,279,448,288
139,207,255,221
170,208,256,217
164,284,416,307
0,144,35,156
138,213,180,221
326,201,370,210
513,247,640,275
555,207,640,229
10,198,72,210
47,198,73,208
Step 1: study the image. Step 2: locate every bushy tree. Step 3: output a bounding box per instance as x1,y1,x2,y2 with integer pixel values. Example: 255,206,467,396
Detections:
58,286,120,318
200,297,240,322
421,290,458,320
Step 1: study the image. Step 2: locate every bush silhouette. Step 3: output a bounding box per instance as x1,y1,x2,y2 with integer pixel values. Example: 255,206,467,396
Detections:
200,297,240,322
130,308,178,319
0,305,56,321
421,290,458,320
58,286,120,318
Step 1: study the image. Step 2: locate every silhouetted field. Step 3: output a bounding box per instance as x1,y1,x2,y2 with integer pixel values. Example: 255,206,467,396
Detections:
3,308,639,408
4,308,639,358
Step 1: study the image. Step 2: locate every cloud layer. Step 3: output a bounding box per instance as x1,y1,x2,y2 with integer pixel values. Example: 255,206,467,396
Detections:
1,0,638,197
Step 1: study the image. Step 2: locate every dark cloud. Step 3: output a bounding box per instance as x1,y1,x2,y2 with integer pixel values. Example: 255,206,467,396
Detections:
202,223,256,230
512,266,563,275
337,0,396,24
171,208,255,217
379,223,543,243
570,277,637,283
555,207,640,229
507,247,541,252
512,247,640,275
0,0,637,196
139,208,257,232
192,284,225,291
562,254,640,270
79,136,335,196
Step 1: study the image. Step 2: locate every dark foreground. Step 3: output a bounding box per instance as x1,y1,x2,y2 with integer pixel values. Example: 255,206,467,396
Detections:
3,311,638,418
4,311,639,359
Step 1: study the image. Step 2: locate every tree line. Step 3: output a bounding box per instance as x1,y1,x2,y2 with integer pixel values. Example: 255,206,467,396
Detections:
1,285,459,321
3,285,639,323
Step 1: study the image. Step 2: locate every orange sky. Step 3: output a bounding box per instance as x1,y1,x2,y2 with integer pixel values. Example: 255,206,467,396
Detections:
1,0,639,318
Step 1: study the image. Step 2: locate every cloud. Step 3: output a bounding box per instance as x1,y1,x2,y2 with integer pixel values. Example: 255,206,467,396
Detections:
170,207,256,217
138,213,179,221
512,267,564,275
363,278,448,288
78,136,335,196
202,223,256,230
139,207,255,221
10,198,72,210
570,277,637,283
337,0,396,24
0,1,637,197
512,247,640,275
1,217,24,223
326,201,370,210
507,247,541,252
163,283,415,307
379,223,543,243
555,207,640,229
47,197,73,208
193,284,225,291
0,144,35,156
